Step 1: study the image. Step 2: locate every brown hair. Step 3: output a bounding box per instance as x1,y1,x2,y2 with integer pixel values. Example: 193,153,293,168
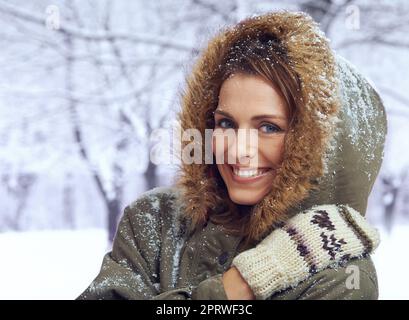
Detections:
205,32,304,248
175,12,339,250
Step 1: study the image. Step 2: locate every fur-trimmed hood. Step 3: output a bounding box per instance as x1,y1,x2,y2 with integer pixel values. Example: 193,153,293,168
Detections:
174,11,387,242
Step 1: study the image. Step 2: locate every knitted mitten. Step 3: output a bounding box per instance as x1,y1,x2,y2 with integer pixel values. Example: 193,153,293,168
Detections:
231,204,380,300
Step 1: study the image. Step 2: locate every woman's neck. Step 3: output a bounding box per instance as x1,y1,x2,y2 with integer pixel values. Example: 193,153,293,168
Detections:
237,204,253,216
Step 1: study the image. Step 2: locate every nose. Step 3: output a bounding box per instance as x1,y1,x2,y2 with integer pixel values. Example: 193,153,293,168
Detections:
229,129,259,165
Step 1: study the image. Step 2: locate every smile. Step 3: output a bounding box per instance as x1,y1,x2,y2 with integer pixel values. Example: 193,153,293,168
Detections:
232,167,270,177
228,165,273,183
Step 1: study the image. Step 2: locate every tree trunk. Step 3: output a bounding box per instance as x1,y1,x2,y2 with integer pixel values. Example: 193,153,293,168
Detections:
107,196,121,243
144,160,158,190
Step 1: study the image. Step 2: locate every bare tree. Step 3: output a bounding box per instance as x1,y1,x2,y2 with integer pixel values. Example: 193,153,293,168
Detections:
0,0,238,241
2,0,406,238
1,172,36,230
380,168,409,232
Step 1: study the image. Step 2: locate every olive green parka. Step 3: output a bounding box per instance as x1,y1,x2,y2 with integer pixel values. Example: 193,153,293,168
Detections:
77,11,386,300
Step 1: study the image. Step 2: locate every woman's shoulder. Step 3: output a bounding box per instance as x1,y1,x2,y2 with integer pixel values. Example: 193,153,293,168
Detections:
123,186,186,235
128,185,180,205
126,186,182,217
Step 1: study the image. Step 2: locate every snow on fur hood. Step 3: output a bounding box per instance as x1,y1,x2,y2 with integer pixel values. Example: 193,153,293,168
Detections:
174,11,387,242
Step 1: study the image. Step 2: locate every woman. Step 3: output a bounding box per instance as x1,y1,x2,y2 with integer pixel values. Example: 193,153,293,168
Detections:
77,11,386,300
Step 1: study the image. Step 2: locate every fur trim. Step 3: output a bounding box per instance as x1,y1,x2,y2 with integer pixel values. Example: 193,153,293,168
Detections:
174,11,341,242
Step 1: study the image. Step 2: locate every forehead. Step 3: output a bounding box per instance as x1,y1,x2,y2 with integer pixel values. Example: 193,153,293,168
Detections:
217,73,288,116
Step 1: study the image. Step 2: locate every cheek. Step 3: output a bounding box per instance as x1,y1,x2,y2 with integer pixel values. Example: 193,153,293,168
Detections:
259,136,286,164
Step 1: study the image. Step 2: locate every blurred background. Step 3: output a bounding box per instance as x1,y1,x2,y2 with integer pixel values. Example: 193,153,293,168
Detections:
0,0,408,299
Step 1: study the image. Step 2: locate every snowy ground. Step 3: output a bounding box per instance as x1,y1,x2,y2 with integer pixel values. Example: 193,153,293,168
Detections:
0,226,407,300
0,229,109,300
371,225,409,300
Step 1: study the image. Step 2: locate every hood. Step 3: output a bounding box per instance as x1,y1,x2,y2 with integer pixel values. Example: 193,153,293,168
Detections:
174,11,387,242
297,54,387,217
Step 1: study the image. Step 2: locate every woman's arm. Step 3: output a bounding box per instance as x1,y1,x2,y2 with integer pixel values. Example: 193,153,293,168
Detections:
229,204,380,300
296,256,378,300
77,189,233,300
266,255,378,300
153,267,255,300
220,256,378,300
76,205,159,299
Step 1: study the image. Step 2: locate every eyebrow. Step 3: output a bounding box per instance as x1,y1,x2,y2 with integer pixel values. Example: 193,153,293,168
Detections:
214,109,287,121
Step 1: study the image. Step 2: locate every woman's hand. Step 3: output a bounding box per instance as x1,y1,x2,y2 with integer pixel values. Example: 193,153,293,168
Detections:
222,266,255,300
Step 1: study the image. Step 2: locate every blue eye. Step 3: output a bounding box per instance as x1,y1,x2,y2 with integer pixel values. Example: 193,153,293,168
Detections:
260,123,281,133
216,118,235,129
215,118,282,133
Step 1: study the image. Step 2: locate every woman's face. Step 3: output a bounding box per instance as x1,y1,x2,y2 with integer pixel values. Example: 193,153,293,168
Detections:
212,73,290,205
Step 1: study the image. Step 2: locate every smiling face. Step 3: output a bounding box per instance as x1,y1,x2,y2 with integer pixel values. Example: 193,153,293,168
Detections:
212,72,290,205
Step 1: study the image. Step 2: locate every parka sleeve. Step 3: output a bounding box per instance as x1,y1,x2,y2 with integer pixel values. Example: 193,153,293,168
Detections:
231,204,380,300
76,205,159,299
267,256,379,300
296,257,379,300
76,201,229,300
152,274,228,300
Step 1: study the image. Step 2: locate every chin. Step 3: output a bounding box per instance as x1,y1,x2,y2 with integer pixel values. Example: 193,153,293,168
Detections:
227,189,264,205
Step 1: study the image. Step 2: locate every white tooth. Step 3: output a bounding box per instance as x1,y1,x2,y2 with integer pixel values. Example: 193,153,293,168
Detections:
232,167,271,178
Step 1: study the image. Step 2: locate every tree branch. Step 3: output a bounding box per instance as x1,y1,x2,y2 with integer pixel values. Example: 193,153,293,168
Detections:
0,1,197,53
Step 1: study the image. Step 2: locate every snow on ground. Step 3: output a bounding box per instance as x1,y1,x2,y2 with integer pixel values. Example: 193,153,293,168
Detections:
0,229,109,300
0,226,407,300
371,224,409,300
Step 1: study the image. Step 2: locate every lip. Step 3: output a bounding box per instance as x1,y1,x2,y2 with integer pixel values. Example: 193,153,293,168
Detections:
227,165,273,184
230,164,271,170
